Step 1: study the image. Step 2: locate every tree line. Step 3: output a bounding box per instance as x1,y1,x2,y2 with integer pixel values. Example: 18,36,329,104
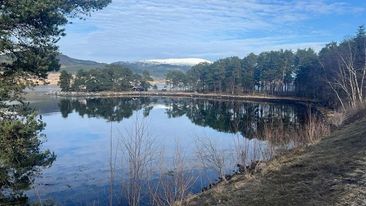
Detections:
58,65,153,92
164,51,299,93
165,27,366,108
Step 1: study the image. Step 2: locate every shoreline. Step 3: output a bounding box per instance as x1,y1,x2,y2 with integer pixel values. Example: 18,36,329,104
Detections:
53,91,316,104
185,114,366,205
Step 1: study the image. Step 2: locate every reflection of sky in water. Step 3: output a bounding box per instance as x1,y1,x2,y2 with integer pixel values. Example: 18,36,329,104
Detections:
28,102,267,204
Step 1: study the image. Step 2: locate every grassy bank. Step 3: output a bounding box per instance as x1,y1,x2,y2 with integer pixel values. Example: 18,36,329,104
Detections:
186,114,366,206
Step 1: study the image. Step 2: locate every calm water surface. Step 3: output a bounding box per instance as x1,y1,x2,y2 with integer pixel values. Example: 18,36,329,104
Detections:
20,95,312,205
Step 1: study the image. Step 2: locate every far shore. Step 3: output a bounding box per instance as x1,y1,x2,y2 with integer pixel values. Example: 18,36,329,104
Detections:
43,73,316,105
53,91,317,104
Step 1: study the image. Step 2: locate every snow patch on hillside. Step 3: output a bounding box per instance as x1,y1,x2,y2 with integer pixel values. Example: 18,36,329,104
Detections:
142,58,212,66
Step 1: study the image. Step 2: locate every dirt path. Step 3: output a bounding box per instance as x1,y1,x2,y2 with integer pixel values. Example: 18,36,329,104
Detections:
187,117,366,206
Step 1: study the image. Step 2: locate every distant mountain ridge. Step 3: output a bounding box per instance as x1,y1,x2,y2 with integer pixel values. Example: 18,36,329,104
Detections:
59,55,211,78
2,54,209,78
111,61,192,78
58,54,107,72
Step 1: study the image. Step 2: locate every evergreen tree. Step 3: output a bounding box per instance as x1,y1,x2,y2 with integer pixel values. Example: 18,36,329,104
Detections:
0,0,110,203
58,71,73,91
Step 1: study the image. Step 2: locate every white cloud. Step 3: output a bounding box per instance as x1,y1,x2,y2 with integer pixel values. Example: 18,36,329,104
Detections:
58,0,365,62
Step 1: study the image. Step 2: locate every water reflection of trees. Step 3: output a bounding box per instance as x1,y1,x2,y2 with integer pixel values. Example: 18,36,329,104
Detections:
58,97,310,141
164,98,308,140
0,112,56,204
59,98,155,121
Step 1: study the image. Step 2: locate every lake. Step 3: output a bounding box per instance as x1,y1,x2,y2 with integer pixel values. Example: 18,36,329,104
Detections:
14,95,316,205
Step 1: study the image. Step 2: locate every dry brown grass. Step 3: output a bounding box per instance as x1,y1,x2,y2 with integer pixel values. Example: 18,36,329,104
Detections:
327,103,366,127
46,72,60,85
186,116,366,206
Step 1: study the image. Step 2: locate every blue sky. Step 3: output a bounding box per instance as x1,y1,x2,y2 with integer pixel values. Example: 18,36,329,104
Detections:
58,0,366,63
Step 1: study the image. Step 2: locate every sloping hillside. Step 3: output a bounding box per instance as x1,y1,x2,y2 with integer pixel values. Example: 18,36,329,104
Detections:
58,54,106,72
2,54,207,79
112,61,192,78
187,116,366,206
57,55,197,78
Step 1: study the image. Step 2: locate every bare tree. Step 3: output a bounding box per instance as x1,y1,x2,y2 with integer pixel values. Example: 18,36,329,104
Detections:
232,134,248,168
149,143,197,206
195,137,228,182
326,39,366,110
119,116,156,206
108,121,120,206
